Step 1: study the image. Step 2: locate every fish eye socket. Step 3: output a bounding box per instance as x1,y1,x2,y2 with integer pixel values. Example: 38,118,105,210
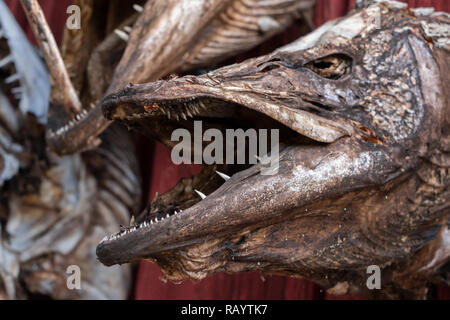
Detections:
304,53,352,80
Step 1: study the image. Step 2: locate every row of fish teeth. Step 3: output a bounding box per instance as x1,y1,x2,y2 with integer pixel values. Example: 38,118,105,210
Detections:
102,209,183,243
47,108,90,137
101,171,230,243
114,4,143,42
160,103,203,121
125,100,208,121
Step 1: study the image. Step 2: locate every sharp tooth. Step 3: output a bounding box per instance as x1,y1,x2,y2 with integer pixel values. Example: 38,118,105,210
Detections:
114,29,129,41
181,113,187,120
130,215,135,226
166,214,170,218
216,171,231,181
5,73,20,84
0,55,13,68
151,220,154,224
123,26,132,33
195,190,207,200
186,110,193,118
133,4,144,12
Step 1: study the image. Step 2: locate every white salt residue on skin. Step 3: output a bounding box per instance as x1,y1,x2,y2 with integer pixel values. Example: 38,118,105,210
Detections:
279,10,369,53
323,83,340,103
331,11,367,39
412,7,435,16
288,152,376,194
419,20,450,49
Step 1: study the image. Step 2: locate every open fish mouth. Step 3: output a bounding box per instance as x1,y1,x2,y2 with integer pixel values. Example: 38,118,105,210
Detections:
96,65,359,267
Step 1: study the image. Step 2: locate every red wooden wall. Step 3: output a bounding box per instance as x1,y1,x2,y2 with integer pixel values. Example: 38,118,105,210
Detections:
5,0,449,300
